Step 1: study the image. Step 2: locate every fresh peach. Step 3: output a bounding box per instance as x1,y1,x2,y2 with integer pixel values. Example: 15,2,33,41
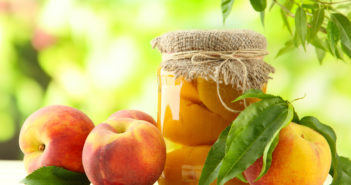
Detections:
82,117,166,185
19,105,94,173
107,109,156,126
244,122,331,185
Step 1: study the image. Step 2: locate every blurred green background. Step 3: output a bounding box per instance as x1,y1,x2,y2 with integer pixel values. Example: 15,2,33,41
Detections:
0,0,350,160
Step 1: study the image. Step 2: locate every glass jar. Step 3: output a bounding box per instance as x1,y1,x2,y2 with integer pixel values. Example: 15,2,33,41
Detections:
157,68,265,185
152,30,274,185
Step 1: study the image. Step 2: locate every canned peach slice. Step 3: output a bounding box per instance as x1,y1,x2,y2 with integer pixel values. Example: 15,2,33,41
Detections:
197,78,265,121
162,98,232,145
158,145,248,185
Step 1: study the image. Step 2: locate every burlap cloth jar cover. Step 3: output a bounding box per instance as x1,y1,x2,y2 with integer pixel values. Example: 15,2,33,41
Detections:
152,29,275,113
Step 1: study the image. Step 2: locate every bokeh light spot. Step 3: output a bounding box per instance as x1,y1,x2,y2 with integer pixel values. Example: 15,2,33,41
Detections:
0,113,15,142
88,36,138,89
58,65,89,98
16,79,43,115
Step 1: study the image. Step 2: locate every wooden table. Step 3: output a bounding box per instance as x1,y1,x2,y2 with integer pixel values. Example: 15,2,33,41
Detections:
0,160,332,185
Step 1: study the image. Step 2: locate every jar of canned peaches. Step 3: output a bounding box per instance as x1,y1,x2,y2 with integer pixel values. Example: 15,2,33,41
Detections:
152,30,274,185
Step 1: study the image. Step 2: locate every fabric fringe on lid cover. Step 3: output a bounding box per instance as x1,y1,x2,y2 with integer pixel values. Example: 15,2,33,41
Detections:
151,30,275,92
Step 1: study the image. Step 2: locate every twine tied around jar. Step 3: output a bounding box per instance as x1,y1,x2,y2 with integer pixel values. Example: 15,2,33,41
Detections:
157,49,270,113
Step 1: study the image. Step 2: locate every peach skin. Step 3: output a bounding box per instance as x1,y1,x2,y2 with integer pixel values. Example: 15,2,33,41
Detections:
107,109,156,126
19,105,94,173
82,117,166,185
244,122,331,185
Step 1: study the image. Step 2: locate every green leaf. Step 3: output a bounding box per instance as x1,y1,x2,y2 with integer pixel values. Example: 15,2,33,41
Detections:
336,3,351,10
295,7,307,49
315,47,326,64
302,3,318,10
276,40,295,58
309,8,324,41
236,173,248,183
260,11,265,27
327,21,340,55
254,135,279,181
233,89,276,102
269,1,276,11
20,166,90,185
284,0,294,11
334,156,351,184
280,0,294,34
341,43,351,59
281,10,292,34
221,0,235,23
292,110,300,123
335,44,345,61
250,0,267,12
311,37,327,50
217,98,294,185
331,13,351,52
199,126,231,185
293,30,301,47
